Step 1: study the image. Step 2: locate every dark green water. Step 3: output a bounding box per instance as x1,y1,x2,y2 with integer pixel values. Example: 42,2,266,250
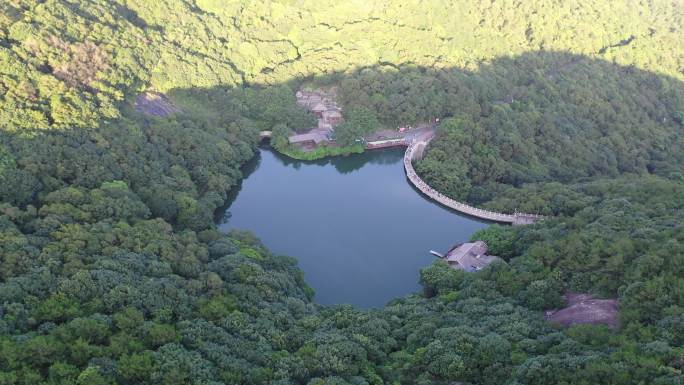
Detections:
218,148,489,308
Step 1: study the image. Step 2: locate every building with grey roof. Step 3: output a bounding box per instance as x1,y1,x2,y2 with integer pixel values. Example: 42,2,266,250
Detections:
443,241,501,272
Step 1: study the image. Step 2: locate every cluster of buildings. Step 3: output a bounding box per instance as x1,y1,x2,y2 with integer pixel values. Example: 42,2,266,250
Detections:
296,90,343,130
289,90,344,146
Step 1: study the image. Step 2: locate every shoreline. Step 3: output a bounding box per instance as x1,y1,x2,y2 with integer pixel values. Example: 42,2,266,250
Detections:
265,129,542,225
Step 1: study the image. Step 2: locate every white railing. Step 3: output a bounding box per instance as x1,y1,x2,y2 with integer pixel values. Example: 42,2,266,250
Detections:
404,140,542,224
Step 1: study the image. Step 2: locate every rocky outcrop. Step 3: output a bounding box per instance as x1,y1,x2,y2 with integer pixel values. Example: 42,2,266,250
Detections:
135,92,182,117
545,293,619,329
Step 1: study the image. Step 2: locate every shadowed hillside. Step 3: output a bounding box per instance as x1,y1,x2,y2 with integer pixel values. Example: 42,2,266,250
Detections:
1,0,682,130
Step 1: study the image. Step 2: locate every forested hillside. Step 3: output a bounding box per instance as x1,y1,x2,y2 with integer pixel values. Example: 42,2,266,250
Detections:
2,0,683,131
1,1,683,384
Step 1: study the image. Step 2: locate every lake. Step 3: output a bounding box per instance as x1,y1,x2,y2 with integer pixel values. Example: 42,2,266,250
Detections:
218,147,489,308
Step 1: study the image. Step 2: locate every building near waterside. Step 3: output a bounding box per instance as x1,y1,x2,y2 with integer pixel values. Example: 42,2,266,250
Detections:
288,131,330,145
443,241,500,272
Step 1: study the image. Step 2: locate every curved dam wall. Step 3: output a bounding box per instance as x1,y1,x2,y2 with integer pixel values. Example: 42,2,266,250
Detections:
401,140,542,225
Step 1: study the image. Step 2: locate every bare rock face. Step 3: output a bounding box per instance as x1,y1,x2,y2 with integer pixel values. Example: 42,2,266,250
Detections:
135,92,182,117
545,293,619,329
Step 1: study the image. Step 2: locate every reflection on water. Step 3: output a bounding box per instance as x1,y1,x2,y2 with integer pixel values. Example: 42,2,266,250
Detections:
218,147,488,308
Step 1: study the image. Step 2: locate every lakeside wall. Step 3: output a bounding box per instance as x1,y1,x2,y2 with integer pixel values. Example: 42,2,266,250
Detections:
367,137,543,225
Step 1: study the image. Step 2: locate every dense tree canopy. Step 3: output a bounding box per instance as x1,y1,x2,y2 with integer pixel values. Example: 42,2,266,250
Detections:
0,0,683,384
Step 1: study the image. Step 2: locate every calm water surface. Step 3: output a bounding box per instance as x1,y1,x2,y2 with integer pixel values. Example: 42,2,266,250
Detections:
218,148,488,308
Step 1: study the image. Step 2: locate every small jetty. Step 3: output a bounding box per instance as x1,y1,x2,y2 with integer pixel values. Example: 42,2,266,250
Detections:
429,250,445,258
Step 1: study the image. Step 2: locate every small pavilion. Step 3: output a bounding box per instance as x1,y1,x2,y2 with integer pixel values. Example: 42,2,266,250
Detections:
442,241,500,271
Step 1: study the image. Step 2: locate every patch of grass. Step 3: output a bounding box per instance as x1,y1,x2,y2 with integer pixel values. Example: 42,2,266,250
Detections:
275,144,365,160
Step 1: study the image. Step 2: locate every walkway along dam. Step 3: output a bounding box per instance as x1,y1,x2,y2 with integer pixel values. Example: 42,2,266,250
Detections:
367,132,543,225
